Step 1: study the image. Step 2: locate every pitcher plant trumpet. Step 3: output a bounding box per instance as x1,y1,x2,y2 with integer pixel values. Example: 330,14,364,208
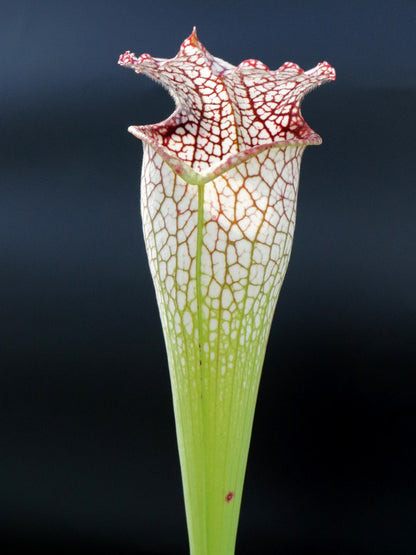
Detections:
119,28,335,555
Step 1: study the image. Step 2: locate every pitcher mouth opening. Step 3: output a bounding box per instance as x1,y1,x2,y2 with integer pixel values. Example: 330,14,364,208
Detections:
120,30,335,185
129,126,318,185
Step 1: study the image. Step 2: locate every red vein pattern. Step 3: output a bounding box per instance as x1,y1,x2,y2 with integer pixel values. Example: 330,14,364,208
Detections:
119,29,335,555
119,28,335,183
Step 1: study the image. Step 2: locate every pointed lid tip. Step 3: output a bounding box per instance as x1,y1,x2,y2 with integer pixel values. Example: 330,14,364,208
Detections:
179,27,203,53
189,26,199,45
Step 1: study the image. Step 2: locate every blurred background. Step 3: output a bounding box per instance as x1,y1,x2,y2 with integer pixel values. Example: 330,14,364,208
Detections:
2,1,415,553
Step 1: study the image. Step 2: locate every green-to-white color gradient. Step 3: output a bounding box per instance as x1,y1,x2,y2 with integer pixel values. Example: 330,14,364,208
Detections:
141,145,303,555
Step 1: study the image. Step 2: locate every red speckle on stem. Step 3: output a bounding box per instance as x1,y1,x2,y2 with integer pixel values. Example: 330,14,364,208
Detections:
225,492,234,503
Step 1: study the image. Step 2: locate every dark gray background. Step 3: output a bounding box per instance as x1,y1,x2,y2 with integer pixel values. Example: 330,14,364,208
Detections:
2,1,415,553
